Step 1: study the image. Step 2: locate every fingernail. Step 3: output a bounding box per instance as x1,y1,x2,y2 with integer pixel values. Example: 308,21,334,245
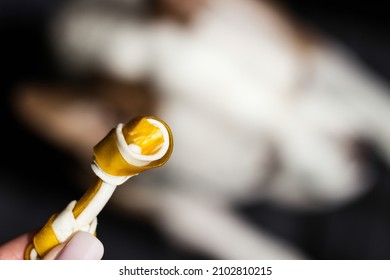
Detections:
56,232,104,260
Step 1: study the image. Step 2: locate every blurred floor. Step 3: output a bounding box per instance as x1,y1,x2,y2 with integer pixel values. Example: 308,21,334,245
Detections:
1,0,390,259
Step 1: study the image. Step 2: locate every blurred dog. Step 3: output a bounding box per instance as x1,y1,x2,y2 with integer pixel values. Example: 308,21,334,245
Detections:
14,0,390,259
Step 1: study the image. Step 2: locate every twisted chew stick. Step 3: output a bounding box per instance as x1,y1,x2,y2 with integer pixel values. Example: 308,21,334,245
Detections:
25,116,173,260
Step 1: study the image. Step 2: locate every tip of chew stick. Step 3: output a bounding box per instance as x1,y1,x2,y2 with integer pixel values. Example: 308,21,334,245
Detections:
93,115,173,177
125,117,165,156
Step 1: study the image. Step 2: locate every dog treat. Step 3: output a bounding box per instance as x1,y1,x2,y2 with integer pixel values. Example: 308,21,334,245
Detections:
25,116,173,260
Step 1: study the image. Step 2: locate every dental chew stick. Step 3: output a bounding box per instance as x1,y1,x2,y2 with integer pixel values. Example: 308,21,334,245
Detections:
25,116,173,260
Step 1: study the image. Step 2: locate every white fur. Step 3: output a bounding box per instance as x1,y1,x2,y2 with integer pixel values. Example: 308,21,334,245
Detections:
53,0,390,259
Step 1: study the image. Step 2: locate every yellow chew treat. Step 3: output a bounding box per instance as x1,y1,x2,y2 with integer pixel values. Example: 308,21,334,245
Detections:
25,115,173,260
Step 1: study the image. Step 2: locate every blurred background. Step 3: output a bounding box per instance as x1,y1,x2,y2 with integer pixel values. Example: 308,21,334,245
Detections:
1,0,390,259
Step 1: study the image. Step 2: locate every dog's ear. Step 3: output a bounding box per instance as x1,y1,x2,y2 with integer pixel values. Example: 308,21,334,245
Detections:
12,80,155,163
155,0,206,23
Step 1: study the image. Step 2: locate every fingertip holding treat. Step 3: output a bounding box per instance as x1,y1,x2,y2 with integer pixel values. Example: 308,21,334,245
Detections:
44,232,104,260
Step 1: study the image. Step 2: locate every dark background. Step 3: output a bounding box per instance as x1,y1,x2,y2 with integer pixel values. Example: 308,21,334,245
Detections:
1,0,390,259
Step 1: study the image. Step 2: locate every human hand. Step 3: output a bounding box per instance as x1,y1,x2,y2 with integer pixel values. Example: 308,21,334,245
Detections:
0,231,104,260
